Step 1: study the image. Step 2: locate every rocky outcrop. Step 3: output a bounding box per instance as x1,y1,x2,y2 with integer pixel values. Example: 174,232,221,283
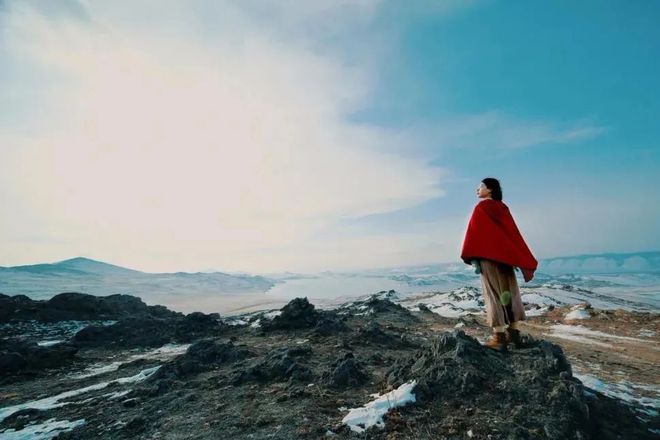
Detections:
260,297,319,331
260,297,348,336
0,292,180,323
232,345,313,385
321,352,369,389
71,312,227,348
386,330,652,440
1,295,656,439
149,339,249,381
353,321,416,348
0,339,78,375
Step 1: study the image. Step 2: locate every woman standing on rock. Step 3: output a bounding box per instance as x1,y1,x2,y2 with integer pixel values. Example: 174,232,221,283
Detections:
460,178,538,352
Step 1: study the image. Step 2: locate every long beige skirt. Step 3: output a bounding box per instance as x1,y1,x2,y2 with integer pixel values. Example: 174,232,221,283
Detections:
478,259,526,327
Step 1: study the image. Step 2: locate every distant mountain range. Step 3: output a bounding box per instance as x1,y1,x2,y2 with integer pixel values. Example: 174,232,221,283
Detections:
0,257,277,300
1,251,657,301
538,251,660,274
322,251,660,277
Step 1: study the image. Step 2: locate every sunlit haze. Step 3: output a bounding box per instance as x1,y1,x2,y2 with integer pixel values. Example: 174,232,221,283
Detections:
1,1,659,273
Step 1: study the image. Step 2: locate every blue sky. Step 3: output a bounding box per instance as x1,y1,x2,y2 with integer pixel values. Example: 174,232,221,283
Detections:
0,0,658,273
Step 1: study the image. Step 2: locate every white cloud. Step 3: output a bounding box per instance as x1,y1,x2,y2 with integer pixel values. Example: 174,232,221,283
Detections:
0,1,632,274
391,111,606,155
0,1,448,272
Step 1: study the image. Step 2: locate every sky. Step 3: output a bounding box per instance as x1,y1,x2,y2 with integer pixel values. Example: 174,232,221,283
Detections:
1,0,659,274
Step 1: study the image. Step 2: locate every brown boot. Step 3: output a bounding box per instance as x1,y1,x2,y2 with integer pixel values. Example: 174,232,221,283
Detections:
483,332,507,352
506,328,523,348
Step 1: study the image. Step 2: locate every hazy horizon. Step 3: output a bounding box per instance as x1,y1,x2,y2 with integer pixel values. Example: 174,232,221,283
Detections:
1,1,659,274
2,250,659,277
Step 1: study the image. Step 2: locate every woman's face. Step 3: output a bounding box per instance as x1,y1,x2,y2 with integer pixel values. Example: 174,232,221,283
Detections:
477,182,492,199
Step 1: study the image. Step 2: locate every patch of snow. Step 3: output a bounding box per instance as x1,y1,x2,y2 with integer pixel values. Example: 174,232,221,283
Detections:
103,389,131,400
639,329,656,338
550,324,649,343
71,361,124,379
70,343,189,379
454,322,465,329
0,366,160,422
342,381,417,433
263,310,282,319
521,293,564,306
525,306,549,317
0,418,85,440
575,373,660,417
139,343,191,359
250,320,261,328
36,340,64,347
400,287,483,318
543,331,612,348
565,308,590,320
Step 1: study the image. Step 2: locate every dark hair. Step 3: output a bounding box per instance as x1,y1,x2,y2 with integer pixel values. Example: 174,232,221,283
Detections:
482,177,503,201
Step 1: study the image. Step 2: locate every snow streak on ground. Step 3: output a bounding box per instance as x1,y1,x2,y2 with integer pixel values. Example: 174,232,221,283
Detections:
0,366,161,423
0,418,86,440
341,381,417,433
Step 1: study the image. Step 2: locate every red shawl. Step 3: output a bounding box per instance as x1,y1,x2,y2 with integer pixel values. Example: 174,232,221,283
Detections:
460,199,538,282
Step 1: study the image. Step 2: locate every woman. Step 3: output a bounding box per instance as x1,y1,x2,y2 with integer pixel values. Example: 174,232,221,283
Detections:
460,178,538,352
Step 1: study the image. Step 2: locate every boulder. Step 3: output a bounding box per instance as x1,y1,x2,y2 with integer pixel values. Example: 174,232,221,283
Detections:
322,352,369,389
0,292,182,323
261,298,319,331
149,339,249,381
0,339,78,375
232,345,313,384
72,312,227,348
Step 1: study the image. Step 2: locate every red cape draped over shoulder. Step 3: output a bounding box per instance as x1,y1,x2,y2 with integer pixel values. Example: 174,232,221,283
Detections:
460,199,538,282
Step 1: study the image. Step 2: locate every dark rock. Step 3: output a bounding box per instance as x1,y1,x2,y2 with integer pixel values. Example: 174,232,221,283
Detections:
0,339,78,374
71,317,172,348
261,298,319,331
353,321,414,347
0,292,181,323
385,330,649,440
150,339,248,381
123,416,147,433
313,313,348,336
0,408,49,431
322,352,369,389
0,351,27,373
362,296,417,319
71,312,227,348
417,303,433,313
121,398,139,408
233,346,313,384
